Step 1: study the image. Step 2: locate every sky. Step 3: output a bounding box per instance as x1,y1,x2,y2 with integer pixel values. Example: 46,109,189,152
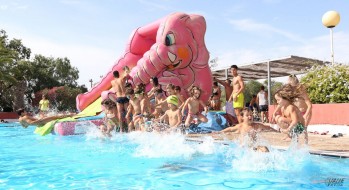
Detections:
1,0,348,88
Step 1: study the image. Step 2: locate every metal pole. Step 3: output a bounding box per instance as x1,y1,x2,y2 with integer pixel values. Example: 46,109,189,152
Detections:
225,68,228,79
89,79,93,88
330,28,334,65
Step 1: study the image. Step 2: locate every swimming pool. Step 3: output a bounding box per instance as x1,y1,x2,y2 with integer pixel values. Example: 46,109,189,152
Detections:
1,125,348,189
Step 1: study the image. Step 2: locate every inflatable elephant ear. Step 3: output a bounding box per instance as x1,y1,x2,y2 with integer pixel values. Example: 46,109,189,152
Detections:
76,12,212,112
183,14,210,69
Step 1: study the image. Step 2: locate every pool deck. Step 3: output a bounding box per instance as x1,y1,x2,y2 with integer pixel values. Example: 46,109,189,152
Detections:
187,131,349,158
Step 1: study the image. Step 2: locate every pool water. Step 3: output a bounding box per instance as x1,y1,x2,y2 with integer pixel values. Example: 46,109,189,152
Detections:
0,125,348,189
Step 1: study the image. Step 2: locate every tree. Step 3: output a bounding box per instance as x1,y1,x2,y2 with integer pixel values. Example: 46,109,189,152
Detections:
301,64,349,103
244,80,262,105
33,86,84,112
0,30,31,111
0,29,84,111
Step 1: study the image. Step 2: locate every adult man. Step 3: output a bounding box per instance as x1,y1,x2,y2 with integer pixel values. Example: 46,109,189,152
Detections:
111,66,131,132
256,85,268,123
228,65,245,123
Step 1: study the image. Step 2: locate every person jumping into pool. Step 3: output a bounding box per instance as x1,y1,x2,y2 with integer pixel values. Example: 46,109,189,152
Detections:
99,99,119,137
154,95,182,131
17,108,75,128
215,108,275,141
273,84,306,142
181,86,208,128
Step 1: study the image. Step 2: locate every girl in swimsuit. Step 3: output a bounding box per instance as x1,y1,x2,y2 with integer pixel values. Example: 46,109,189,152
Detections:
100,99,119,137
210,81,221,110
181,86,208,128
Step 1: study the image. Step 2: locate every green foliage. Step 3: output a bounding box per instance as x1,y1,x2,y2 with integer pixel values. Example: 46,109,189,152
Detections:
0,29,84,111
301,64,349,103
243,80,283,105
55,86,83,111
33,86,83,112
244,80,262,104
0,30,19,84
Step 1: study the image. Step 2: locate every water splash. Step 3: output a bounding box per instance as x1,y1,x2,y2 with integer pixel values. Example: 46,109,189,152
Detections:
226,136,311,172
127,132,217,159
84,122,106,140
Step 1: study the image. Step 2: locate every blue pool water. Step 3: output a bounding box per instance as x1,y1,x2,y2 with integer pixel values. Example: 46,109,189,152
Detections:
1,125,348,189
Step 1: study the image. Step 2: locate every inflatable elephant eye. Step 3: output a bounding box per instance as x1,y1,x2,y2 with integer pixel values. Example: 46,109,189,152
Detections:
165,33,175,46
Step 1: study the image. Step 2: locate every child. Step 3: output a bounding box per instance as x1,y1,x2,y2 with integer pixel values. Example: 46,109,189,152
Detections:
174,86,185,107
165,84,176,96
125,88,141,131
181,86,208,127
155,84,181,109
147,77,161,99
208,93,221,111
125,88,137,132
132,87,151,131
100,99,119,137
273,84,306,141
210,81,221,110
218,108,273,135
147,77,161,112
152,89,168,119
155,95,182,131
216,108,275,147
39,94,50,117
17,108,75,128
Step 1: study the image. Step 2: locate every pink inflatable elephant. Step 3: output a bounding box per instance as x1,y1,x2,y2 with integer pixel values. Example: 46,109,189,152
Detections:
76,12,212,111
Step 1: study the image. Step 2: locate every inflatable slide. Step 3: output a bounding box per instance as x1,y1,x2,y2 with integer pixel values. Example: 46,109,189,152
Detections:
76,12,212,112
36,12,213,136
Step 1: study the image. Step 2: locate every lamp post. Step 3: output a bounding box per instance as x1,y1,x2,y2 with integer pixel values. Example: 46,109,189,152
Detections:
89,79,93,88
322,11,340,65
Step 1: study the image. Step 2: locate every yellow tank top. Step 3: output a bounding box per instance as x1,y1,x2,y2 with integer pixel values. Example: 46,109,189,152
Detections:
39,99,49,111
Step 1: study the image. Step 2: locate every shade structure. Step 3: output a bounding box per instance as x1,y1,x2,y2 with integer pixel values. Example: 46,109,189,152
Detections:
211,55,327,81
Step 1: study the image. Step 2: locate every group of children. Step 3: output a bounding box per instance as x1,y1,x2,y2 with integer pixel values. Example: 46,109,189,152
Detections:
100,66,310,147
98,66,210,137
216,80,309,147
